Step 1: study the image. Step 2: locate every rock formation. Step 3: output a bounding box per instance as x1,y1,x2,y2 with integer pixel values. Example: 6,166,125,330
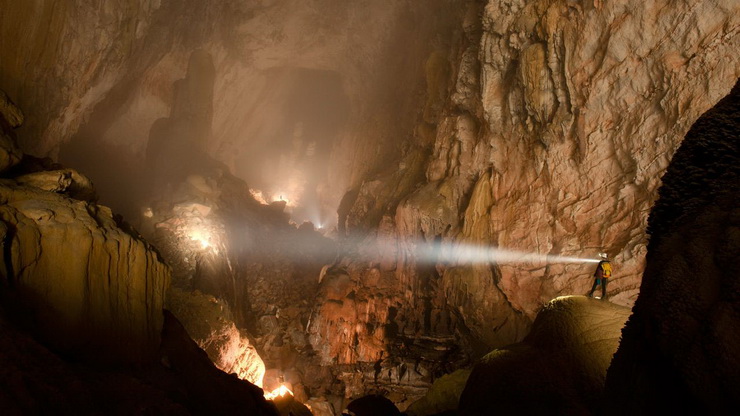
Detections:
604,79,740,414
458,296,631,415
0,99,169,363
167,287,265,385
405,369,471,416
1,0,739,411
0,90,279,414
309,0,739,404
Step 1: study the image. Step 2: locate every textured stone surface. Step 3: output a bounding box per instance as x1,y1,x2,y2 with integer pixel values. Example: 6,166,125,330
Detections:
2,0,739,409
0,179,170,362
167,288,265,386
0,90,23,172
329,0,740,367
0,89,24,128
604,79,740,414
405,369,471,416
459,296,630,415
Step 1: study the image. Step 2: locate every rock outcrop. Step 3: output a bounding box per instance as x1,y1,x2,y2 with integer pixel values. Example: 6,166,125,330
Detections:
0,90,276,414
0,94,169,363
459,296,630,415
309,0,738,405
604,80,740,414
2,0,739,410
0,181,169,362
167,288,265,386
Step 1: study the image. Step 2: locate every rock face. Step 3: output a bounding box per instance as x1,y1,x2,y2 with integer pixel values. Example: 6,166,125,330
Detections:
0,91,23,172
604,80,740,414
0,101,170,362
309,0,738,404
459,296,631,415
0,181,170,362
167,288,265,386
2,0,739,410
0,91,277,414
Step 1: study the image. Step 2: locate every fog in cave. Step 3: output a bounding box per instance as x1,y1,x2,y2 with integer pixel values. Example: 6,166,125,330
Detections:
0,0,738,415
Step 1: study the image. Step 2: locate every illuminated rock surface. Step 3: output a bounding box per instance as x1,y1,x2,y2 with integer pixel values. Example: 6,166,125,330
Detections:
604,79,740,414
309,0,739,405
0,165,169,363
1,0,739,412
458,296,630,415
0,94,277,414
167,288,265,386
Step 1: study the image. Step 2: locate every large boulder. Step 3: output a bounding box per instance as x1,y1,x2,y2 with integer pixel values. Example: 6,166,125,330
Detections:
405,369,471,416
604,80,740,414
0,180,170,363
459,296,630,415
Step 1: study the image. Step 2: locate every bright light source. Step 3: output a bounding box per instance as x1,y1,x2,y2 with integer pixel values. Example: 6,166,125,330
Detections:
264,384,293,401
187,228,212,250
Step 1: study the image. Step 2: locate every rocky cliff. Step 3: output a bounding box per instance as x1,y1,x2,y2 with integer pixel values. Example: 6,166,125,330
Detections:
2,0,739,411
0,91,278,414
318,0,739,373
0,93,170,363
604,78,740,414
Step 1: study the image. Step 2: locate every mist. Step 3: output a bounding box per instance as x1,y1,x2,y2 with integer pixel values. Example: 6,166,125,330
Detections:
51,0,462,230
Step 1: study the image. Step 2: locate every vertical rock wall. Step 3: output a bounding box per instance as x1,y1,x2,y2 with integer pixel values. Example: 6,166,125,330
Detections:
0,95,170,363
331,0,739,359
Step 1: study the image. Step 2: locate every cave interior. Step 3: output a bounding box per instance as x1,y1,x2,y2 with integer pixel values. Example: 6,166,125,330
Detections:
0,1,738,415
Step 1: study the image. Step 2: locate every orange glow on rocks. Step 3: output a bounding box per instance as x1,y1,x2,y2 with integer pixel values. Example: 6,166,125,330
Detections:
264,384,293,401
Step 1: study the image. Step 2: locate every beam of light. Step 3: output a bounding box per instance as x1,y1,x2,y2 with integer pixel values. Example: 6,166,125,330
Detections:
414,242,602,265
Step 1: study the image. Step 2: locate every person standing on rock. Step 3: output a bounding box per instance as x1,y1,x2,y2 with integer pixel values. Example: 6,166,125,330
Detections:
588,252,612,300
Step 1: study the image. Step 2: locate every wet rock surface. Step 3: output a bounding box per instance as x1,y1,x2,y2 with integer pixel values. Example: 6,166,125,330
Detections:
604,79,740,414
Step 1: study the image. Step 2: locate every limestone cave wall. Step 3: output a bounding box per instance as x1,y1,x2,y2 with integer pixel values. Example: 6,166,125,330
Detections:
1,0,739,412
323,0,739,367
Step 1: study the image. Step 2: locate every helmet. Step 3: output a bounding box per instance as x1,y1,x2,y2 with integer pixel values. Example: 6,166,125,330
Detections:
599,252,608,259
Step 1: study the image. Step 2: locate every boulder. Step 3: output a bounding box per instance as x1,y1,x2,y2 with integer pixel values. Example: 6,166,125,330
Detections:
0,182,170,363
405,369,471,416
604,79,740,414
346,395,401,416
459,296,630,415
